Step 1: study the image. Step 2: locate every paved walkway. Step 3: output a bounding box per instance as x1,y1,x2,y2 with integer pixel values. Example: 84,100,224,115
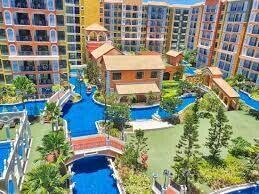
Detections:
129,119,172,131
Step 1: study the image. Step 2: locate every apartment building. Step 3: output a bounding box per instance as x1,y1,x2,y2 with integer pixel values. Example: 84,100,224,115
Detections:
238,0,259,84
0,0,69,97
166,5,190,51
196,0,226,68
186,3,204,50
216,0,252,78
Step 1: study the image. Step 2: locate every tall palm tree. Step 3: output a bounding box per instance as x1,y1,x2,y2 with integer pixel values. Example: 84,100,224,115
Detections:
22,163,70,194
13,76,36,109
45,102,62,131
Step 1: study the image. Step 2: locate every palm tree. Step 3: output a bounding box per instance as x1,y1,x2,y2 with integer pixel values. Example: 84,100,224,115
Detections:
13,76,36,109
37,130,72,161
45,102,62,131
22,163,70,194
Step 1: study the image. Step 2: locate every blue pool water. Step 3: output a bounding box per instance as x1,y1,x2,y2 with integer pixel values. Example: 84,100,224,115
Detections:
0,100,46,116
227,185,259,194
239,91,259,111
72,156,119,194
0,142,11,177
184,66,196,75
62,77,196,137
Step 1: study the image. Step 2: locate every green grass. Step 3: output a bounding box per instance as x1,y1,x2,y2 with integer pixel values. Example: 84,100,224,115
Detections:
0,126,17,141
26,121,51,173
162,80,179,98
134,111,259,192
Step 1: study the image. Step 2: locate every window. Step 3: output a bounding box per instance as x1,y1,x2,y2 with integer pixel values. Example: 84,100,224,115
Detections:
50,30,57,42
47,0,54,11
151,71,158,78
6,28,15,41
49,14,56,27
58,46,66,55
4,11,12,25
2,0,9,7
52,45,58,55
2,60,11,70
55,0,63,10
56,15,64,26
8,44,16,55
0,29,6,40
57,31,65,41
0,45,8,55
112,72,121,80
136,71,144,79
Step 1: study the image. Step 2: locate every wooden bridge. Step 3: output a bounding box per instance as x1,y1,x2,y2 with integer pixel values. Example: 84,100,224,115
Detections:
67,134,125,164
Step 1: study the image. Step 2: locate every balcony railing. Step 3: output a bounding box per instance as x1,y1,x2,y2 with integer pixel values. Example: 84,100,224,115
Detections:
38,64,52,71
39,79,53,85
11,0,28,8
16,36,32,41
36,51,50,55
20,65,36,71
33,19,48,26
15,19,30,25
31,1,46,9
34,36,49,41
19,51,34,55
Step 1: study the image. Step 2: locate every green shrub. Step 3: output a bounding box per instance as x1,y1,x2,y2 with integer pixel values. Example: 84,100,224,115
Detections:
199,155,246,190
229,137,252,158
109,128,121,138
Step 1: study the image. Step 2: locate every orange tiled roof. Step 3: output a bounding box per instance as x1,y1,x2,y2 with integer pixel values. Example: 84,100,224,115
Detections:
91,43,115,60
208,66,223,76
212,78,239,98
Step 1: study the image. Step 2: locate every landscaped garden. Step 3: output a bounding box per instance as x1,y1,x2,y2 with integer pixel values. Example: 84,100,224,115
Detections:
125,93,259,193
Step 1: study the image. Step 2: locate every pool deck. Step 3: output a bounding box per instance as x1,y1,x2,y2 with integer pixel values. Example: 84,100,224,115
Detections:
129,119,172,131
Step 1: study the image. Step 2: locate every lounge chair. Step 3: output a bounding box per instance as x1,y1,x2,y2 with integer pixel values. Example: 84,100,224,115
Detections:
10,121,16,128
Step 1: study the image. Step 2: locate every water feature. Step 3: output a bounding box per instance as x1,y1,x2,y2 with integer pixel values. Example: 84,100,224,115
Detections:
71,156,119,194
62,77,196,137
0,100,46,116
226,184,259,194
238,91,259,110
0,142,11,177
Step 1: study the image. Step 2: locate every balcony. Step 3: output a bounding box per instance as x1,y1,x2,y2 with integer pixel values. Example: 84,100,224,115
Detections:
14,13,30,25
38,63,52,71
36,51,50,56
16,30,32,41
39,76,53,85
35,31,49,41
33,14,48,26
11,0,28,8
20,62,36,71
31,0,46,9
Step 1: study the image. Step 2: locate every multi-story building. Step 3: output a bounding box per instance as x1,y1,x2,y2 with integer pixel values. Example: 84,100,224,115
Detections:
0,0,69,97
186,3,204,50
196,0,226,68
238,0,259,84
166,5,190,51
216,0,252,78
143,2,168,53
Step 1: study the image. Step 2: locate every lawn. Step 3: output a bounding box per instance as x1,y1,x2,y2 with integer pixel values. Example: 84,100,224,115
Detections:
26,121,51,173
162,80,179,98
0,126,17,141
140,111,259,192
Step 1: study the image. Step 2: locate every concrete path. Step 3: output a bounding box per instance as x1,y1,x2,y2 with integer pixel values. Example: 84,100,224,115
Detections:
129,119,172,131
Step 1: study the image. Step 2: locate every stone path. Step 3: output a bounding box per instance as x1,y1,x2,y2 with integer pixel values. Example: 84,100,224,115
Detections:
129,119,172,131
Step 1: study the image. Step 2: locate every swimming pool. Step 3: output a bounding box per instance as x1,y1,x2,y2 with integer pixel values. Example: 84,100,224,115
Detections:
0,142,11,177
226,184,259,194
184,66,196,76
71,155,119,194
238,91,259,111
62,77,196,137
0,100,46,116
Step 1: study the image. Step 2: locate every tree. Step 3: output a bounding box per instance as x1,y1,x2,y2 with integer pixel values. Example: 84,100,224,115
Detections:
161,97,182,116
199,92,222,113
13,76,36,109
177,80,194,95
0,84,15,103
84,60,100,85
183,49,197,65
106,103,130,131
45,102,62,131
22,163,70,194
37,130,72,162
205,106,233,160
172,104,201,187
